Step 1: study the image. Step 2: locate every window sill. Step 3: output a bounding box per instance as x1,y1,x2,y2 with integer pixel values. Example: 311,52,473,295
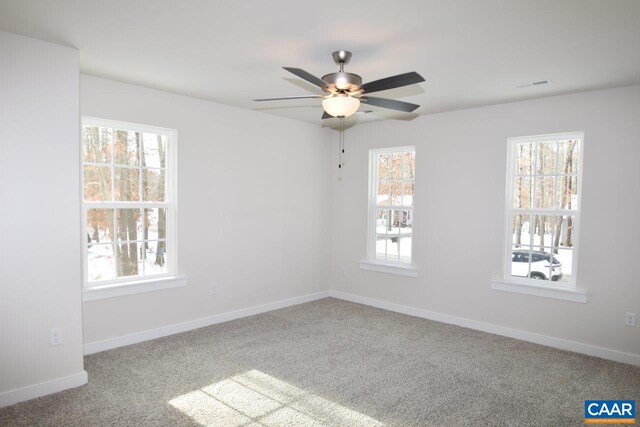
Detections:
82,275,189,301
490,279,587,303
359,260,418,277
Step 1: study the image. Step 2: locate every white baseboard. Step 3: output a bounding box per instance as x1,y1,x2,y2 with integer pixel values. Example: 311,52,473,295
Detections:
84,290,330,355
329,290,640,367
0,370,88,409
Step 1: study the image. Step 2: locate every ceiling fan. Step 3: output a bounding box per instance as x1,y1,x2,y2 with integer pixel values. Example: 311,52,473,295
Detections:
254,50,425,119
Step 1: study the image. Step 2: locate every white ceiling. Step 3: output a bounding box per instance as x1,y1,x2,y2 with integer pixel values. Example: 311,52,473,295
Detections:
1,0,639,129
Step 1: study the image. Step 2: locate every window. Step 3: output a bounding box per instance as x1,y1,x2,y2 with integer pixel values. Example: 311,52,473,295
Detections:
367,147,415,266
81,118,177,290
504,132,583,288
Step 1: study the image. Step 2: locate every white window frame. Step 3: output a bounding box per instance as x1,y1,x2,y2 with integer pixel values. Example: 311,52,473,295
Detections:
361,146,417,277
81,117,185,299
492,131,586,302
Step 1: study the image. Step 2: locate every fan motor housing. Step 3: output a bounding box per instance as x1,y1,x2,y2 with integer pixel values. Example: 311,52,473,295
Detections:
322,72,362,92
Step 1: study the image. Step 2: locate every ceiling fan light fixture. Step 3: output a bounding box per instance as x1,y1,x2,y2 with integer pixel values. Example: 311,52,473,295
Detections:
322,94,360,118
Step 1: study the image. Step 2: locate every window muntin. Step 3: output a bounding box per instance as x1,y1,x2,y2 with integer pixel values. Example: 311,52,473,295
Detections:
82,118,176,288
369,147,415,265
505,132,582,287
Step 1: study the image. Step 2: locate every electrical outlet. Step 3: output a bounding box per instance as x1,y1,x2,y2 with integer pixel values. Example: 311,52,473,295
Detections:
341,266,347,276
50,328,63,346
211,283,218,295
625,312,636,327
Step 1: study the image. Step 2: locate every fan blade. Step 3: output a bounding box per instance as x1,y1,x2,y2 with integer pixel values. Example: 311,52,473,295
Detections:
360,72,425,94
361,96,420,112
321,111,332,119
283,67,328,89
254,95,323,101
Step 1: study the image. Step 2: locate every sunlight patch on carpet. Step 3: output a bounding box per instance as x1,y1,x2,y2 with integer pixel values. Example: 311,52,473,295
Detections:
169,369,383,426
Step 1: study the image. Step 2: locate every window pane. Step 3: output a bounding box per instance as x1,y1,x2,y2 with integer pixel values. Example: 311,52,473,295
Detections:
557,175,578,210
400,210,412,234
114,129,141,165
114,167,140,201
377,181,390,206
390,180,403,206
375,234,387,260
389,210,400,234
399,237,412,264
534,176,555,209
510,246,531,279
391,153,403,179
83,126,112,164
143,168,166,202
376,210,389,234
144,208,167,240
142,133,167,168
530,247,554,281
514,142,533,175
87,243,115,281
144,241,168,275
377,154,390,179
512,214,531,246
116,209,143,242
116,242,142,278
403,181,414,206
84,165,112,201
87,209,114,244
531,215,557,249
555,215,576,249
403,151,415,179
558,139,579,174
554,248,573,284
536,141,557,175
513,176,532,209
385,236,399,262
545,249,564,282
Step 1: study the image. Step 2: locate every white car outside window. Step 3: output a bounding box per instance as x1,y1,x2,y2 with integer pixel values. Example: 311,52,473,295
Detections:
511,250,563,281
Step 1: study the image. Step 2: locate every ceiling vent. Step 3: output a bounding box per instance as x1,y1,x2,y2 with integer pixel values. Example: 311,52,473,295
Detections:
516,79,552,89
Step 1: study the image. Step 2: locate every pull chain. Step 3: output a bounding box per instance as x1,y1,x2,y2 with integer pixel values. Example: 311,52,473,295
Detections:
339,117,345,169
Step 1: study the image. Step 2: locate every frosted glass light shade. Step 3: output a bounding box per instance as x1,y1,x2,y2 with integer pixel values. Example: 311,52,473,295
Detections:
322,95,360,118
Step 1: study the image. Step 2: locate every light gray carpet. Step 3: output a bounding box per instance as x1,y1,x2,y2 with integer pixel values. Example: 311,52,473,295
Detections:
1,298,639,426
